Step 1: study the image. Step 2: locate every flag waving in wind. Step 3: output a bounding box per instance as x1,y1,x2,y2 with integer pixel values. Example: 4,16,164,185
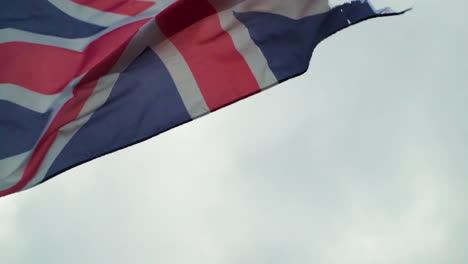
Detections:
0,0,412,197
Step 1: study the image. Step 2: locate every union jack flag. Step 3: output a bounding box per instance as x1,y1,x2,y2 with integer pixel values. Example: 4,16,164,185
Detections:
0,0,411,197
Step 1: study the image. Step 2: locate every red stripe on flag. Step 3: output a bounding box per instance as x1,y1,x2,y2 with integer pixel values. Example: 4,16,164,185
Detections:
0,20,148,95
0,43,81,95
71,0,155,16
156,0,260,111
0,21,147,197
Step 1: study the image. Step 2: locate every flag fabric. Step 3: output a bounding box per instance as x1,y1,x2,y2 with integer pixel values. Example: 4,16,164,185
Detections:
0,0,411,197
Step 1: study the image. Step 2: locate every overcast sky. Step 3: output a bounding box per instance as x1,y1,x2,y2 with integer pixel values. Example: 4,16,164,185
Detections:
1,0,467,263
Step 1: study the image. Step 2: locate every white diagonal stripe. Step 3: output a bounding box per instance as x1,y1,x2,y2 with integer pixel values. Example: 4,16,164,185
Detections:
150,25,210,119
211,1,278,90
49,0,179,27
0,84,62,113
0,28,91,52
48,0,128,27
